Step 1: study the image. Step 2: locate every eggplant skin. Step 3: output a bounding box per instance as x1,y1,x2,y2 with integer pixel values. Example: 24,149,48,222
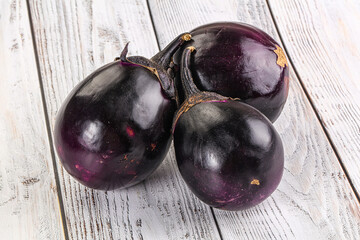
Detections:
173,101,284,210
173,22,289,122
54,61,176,190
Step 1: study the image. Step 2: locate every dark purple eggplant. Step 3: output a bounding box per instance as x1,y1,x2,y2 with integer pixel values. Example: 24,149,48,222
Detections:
173,47,284,210
173,22,289,122
54,33,191,190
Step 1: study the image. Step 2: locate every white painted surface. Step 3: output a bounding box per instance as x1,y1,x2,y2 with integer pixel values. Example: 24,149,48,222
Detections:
268,0,360,194
0,0,64,239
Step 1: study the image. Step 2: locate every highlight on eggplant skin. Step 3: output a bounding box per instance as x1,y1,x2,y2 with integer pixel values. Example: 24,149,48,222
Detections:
172,22,290,122
173,47,284,210
54,33,191,190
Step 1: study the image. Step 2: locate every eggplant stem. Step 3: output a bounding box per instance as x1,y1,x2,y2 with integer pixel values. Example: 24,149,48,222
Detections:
151,33,192,68
173,47,232,133
181,47,201,98
181,33,192,41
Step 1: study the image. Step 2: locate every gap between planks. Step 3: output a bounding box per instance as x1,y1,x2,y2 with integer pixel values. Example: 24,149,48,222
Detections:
146,0,162,52
265,0,360,204
25,0,70,239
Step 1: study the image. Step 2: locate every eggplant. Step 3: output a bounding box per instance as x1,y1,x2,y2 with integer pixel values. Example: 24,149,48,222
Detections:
173,47,284,210
173,22,289,122
54,33,191,190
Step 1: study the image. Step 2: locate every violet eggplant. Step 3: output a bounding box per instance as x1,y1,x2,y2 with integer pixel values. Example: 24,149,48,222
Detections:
173,22,289,122
173,47,284,210
54,33,191,190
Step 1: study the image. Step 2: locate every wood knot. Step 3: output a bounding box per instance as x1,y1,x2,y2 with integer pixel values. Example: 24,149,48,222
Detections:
22,177,40,186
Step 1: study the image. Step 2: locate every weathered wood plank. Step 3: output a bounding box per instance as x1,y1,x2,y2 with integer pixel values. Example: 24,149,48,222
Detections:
268,0,360,196
148,0,360,239
0,0,65,239
28,0,221,239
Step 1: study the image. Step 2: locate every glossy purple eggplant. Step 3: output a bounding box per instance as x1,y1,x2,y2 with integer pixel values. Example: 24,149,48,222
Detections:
173,47,284,210
173,22,289,122
54,33,191,190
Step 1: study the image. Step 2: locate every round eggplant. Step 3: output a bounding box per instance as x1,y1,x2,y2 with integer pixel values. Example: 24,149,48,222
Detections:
173,47,284,210
54,33,191,190
173,22,289,122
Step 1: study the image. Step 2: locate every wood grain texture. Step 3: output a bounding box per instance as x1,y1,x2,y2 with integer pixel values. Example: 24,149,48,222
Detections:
148,0,360,239
268,0,360,196
0,0,64,239
28,0,221,239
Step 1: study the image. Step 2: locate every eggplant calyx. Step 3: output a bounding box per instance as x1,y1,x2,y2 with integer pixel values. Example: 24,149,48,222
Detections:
115,43,175,99
114,33,192,99
118,44,160,80
172,91,230,133
128,55,175,99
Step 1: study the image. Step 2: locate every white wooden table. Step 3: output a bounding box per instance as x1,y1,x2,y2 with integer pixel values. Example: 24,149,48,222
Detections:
1,0,360,239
